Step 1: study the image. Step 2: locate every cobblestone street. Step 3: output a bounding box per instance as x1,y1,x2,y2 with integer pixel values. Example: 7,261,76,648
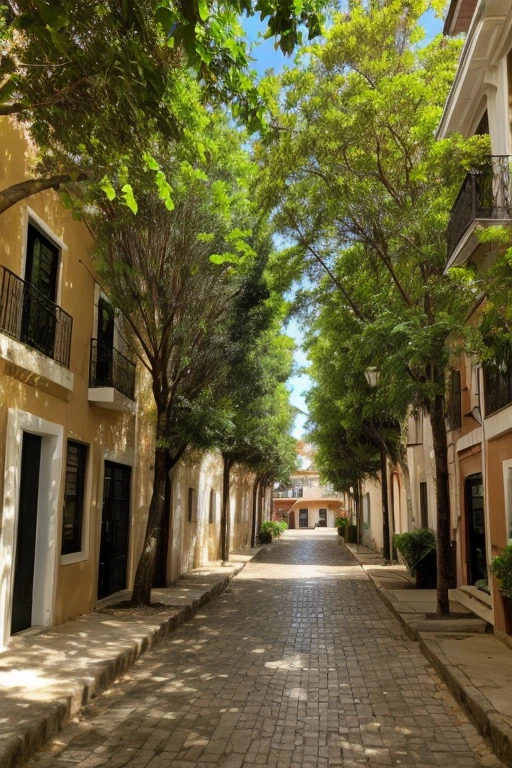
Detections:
29,531,502,768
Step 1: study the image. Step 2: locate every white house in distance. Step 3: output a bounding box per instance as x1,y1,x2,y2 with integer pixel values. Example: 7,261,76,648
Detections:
272,442,344,529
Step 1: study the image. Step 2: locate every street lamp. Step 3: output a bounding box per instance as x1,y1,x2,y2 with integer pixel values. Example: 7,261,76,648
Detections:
365,367,380,388
363,365,392,563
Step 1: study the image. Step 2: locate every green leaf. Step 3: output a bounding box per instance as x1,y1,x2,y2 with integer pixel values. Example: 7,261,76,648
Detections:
198,0,209,22
209,253,240,265
121,183,138,214
100,179,116,201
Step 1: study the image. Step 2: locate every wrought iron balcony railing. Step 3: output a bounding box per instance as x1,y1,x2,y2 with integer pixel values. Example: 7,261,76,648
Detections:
447,156,512,260
89,338,136,400
483,353,512,417
0,264,73,367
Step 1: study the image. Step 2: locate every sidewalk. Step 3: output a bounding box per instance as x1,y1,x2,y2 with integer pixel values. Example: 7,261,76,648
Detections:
346,541,512,766
0,549,261,768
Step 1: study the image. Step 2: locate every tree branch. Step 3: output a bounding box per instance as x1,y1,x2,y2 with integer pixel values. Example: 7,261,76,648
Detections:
0,173,88,215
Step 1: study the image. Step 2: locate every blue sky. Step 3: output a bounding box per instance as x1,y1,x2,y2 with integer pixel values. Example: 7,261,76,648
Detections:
244,8,444,438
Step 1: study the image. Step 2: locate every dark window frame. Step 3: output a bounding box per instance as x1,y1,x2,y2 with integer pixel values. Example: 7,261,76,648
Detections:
188,487,195,523
419,481,429,529
62,440,88,556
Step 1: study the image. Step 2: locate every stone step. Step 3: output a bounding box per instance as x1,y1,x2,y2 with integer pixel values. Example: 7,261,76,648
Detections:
449,587,494,625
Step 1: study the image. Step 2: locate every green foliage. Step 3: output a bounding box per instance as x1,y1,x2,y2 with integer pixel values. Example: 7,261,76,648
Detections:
334,516,348,529
490,545,512,596
394,529,436,571
260,520,282,540
0,0,327,214
278,520,288,532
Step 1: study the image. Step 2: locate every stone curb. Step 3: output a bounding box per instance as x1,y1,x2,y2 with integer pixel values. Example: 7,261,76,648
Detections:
357,551,511,767
418,633,512,767
0,556,257,768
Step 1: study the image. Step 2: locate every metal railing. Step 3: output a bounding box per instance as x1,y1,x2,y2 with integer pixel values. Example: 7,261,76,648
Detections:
0,264,72,367
483,353,512,417
89,338,136,400
447,156,512,260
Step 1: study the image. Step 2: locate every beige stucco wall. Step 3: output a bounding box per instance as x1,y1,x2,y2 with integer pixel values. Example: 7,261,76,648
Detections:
0,117,138,631
361,477,384,552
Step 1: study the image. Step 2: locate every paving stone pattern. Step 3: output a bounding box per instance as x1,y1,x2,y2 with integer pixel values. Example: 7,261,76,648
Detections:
28,532,503,768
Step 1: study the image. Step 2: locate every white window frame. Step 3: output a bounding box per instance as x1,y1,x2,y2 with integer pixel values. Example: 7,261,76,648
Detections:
61,438,92,566
502,459,512,543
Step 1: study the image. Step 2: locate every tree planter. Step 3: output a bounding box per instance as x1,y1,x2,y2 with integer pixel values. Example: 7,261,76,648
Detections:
500,591,512,635
412,549,437,589
347,524,358,544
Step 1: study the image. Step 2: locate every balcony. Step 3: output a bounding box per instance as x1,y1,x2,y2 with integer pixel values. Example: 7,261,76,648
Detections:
483,356,512,418
88,338,136,410
0,265,74,398
446,156,512,268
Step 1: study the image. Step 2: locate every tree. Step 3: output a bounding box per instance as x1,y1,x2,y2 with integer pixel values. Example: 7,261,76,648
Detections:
257,0,489,614
0,0,326,214
217,258,297,559
304,287,403,559
91,131,262,605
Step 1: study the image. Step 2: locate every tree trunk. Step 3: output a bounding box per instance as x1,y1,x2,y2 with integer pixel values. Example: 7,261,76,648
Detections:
131,409,168,606
380,449,391,561
250,476,261,548
220,455,232,563
429,378,451,616
0,174,88,215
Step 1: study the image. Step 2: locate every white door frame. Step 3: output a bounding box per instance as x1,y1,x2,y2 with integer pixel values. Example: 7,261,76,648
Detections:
0,408,63,648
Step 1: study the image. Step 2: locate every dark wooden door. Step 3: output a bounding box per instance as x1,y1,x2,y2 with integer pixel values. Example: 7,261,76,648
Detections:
22,224,59,356
153,476,171,588
419,482,428,528
299,509,308,528
98,462,131,599
318,509,327,527
465,473,487,585
11,432,42,634
96,297,115,386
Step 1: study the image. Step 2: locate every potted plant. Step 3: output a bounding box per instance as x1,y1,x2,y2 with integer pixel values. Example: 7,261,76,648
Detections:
490,544,512,634
394,529,437,589
347,523,358,544
334,516,348,537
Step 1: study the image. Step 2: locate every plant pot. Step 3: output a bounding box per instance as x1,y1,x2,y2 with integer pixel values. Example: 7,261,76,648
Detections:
347,525,357,544
500,591,512,635
258,531,272,545
337,527,344,537
413,550,437,589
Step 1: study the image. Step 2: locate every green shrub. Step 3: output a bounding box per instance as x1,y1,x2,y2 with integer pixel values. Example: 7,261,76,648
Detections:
393,529,436,570
490,544,512,595
261,521,282,539
278,520,288,532
334,516,348,529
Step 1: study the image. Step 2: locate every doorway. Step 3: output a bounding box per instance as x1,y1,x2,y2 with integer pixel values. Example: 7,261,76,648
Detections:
153,477,171,588
98,462,131,599
318,509,327,527
299,509,308,528
465,473,487,586
96,296,115,386
21,223,59,357
11,433,42,635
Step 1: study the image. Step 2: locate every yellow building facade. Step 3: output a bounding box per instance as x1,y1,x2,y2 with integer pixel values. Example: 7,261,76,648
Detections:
0,117,264,649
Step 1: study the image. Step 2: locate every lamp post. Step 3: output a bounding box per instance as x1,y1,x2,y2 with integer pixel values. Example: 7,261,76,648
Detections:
364,367,381,388
364,366,391,562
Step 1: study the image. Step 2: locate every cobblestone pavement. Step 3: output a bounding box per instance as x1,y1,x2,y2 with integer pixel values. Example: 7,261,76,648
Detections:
28,531,503,768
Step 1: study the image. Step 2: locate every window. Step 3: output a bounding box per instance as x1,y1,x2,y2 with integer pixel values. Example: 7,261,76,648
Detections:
209,488,216,524
188,487,195,522
62,441,87,555
503,461,512,543
406,409,423,446
419,481,428,529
